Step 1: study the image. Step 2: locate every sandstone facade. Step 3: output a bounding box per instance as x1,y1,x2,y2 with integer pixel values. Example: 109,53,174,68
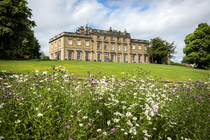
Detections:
49,25,149,63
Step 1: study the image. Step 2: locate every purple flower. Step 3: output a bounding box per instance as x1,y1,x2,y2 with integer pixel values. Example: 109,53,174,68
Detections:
11,90,14,92
49,74,51,76
35,84,39,87
38,76,41,79
111,128,115,131
67,125,70,129
69,138,73,140
59,69,61,71
8,101,11,103
174,93,176,95
88,123,91,126
22,98,26,100
201,100,205,102
5,103,7,105
17,96,19,98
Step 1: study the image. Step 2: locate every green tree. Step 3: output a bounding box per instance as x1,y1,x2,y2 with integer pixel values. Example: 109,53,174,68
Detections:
0,0,40,59
183,23,210,69
148,37,177,64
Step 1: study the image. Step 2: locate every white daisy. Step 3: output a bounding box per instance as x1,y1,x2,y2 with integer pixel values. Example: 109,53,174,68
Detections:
15,119,21,124
79,124,83,127
97,129,101,132
132,117,137,120
37,113,43,117
126,112,132,117
107,120,111,126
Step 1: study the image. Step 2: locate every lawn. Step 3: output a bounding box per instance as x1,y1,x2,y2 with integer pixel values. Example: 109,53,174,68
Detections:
0,60,209,82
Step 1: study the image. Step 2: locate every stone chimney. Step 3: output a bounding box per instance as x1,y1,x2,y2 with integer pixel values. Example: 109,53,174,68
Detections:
85,24,89,34
109,27,112,32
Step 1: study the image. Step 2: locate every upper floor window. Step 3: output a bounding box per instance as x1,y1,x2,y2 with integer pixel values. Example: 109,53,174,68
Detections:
117,37,120,41
144,45,147,51
123,38,126,42
124,45,127,51
104,43,107,50
138,45,141,50
111,37,114,41
77,40,81,46
55,42,56,48
117,44,120,51
85,41,89,47
97,43,100,50
97,36,100,39
68,39,72,45
104,36,107,40
111,44,114,50
132,44,135,49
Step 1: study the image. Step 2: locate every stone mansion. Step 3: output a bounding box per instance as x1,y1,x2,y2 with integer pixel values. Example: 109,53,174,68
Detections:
49,25,150,63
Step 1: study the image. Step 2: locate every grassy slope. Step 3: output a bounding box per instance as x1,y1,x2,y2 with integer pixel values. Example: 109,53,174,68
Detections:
0,60,209,81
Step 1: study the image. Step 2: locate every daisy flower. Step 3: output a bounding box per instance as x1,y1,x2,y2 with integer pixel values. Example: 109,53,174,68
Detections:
132,117,137,120
37,113,43,117
79,124,83,127
97,129,101,132
107,120,111,126
126,112,132,117
15,120,21,124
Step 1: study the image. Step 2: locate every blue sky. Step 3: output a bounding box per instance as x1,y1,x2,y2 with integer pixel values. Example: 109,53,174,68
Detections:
27,0,210,63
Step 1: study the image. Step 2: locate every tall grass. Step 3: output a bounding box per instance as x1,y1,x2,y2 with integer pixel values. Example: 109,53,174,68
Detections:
0,66,209,140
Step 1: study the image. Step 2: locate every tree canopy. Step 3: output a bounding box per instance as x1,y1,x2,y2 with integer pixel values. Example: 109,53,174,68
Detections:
0,0,41,59
148,37,177,64
183,23,210,69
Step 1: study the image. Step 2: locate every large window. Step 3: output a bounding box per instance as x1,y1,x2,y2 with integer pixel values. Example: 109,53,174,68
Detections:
111,37,114,41
77,40,81,46
144,45,147,51
104,54,108,62
132,45,135,50
144,55,147,62
77,52,81,60
97,36,100,39
104,36,107,40
86,53,89,61
85,41,89,46
123,45,127,51
55,42,56,48
132,55,135,62
97,43,100,50
111,44,114,50
104,43,107,50
124,55,126,62
117,37,120,41
139,55,141,62
98,54,101,61
123,38,126,42
69,52,72,60
68,39,72,45
118,55,120,62
111,54,114,62
138,45,141,50
117,44,120,51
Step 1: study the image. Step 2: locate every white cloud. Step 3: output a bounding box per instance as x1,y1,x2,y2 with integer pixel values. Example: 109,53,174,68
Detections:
27,0,210,63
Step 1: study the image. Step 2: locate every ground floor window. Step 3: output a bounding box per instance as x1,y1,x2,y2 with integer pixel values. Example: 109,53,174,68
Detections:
69,52,72,60
86,53,89,61
98,54,101,61
77,52,81,60
118,55,120,62
111,54,114,62
132,55,135,62
144,55,147,62
124,55,126,62
139,55,141,62
104,54,108,62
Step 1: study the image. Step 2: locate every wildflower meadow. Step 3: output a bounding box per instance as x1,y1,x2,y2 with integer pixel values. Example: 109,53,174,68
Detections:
0,65,209,140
